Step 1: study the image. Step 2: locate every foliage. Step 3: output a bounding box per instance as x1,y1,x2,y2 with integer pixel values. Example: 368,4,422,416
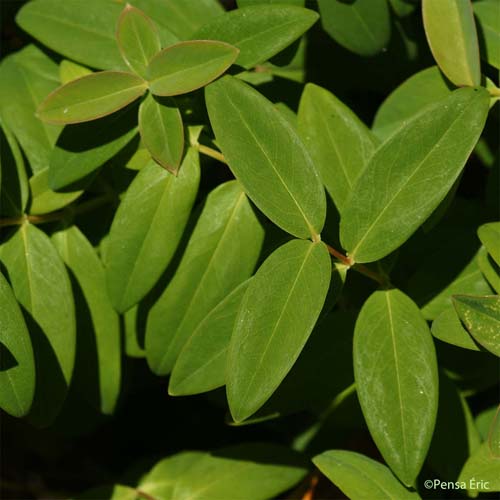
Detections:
0,0,499,499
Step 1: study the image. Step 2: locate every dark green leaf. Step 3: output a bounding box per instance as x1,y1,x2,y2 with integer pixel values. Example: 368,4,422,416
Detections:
474,0,500,69
206,76,326,239
478,246,500,294
478,222,500,267
354,289,438,486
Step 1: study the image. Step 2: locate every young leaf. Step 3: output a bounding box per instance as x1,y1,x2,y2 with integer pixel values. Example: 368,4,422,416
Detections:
341,88,490,263
193,5,318,69
422,0,481,87
53,226,121,414
298,83,377,213
116,5,161,78
478,222,500,267
59,60,92,84
206,76,326,240
16,0,125,70
123,306,145,358
227,239,331,423
313,450,419,499
453,295,500,357
0,272,35,418
458,441,500,495
354,289,439,486
318,0,391,56
145,181,264,375
0,224,76,426
478,246,500,294
37,71,148,125
432,306,481,351
105,150,200,313
169,280,250,396
138,94,184,173
474,0,500,69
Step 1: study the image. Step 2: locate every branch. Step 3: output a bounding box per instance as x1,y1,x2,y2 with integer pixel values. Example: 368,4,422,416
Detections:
196,144,227,164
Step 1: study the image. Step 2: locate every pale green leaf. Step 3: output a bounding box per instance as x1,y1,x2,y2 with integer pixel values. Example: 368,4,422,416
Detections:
116,5,161,78
0,271,35,418
422,0,481,86
59,60,92,84
53,226,121,414
206,76,326,239
194,5,318,69
478,222,500,267
228,239,331,422
432,306,481,351
318,0,391,56
354,289,439,486
298,83,377,213
106,150,200,313
0,45,62,173
147,41,238,96
478,246,500,293
123,306,145,358
459,441,500,496
37,71,148,125
313,450,420,499
146,181,264,375
138,94,184,173
474,0,500,69
169,280,250,396
453,294,500,357
0,223,76,426
341,88,490,263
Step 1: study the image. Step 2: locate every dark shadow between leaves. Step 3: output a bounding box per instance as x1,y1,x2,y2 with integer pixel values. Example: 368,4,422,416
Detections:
0,342,18,371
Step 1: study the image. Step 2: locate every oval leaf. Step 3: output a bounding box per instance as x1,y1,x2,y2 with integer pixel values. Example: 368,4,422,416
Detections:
145,181,264,375
422,0,481,86
227,239,331,423
341,88,490,263
354,289,439,486
37,71,148,125
194,5,318,69
206,76,326,240
474,0,500,69
147,41,239,96
116,5,161,78
478,222,500,267
313,450,420,499
298,83,377,213
0,271,35,418
106,150,200,313
138,93,184,173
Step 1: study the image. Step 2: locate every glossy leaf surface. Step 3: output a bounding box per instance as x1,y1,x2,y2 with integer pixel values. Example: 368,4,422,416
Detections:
206,76,325,239
59,60,92,84
106,151,200,313
478,222,500,267
341,88,489,263
422,0,481,86
354,289,438,486
147,41,239,97
194,5,318,69
228,239,331,422
37,72,147,125
146,181,264,375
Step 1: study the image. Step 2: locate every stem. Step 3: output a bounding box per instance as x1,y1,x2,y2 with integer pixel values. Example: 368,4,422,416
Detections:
136,490,158,500
325,244,352,266
196,144,226,164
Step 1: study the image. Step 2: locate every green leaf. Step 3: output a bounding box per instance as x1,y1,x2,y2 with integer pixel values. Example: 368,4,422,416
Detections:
194,5,318,69
318,0,391,56
453,294,500,357
37,71,148,125
49,105,139,190
206,76,326,240
16,0,126,70
354,289,439,486
29,168,83,215
123,306,145,358
169,280,250,396
313,450,420,499
478,222,500,267
340,88,490,263
0,271,35,418
432,306,481,351
0,45,62,173
478,246,500,294
106,150,200,313
227,239,331,422
298,83,377,213
422,0,481,86
388,0,416,18
140,444,308,500
0,224,76,426
146,181,264,375
372,66,452,141
474,0,500,69
146,41,239,96
59,60,92,85
138,94,184,173
238,0,304,6
116,5,161,78
76,484,138,500
52,226,121,414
